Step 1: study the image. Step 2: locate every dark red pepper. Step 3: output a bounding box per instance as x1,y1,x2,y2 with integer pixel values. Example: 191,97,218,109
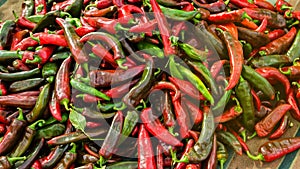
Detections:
280,65,300,80
208,9,245,23
182,97,203,125
138,124,156,169
10,30,28,50
16,16,37,30
230,0,257,8
118,4,144,24
97,0,113,9
12,37,39,50
156,145,164,169
31,160,42,169
75,26,96,37
113,0,124,7
269,115,290,139
268,29,285,41
129,19,157,34
175,139,195,169
255,18,267,32
0,124,6,135
255,104,291,137
192,0,226,13
49,91,62,121
151,81,180,101
287,90,300,121
254,0,275,11
275,0,292,13
91,43,118,68
84,6,117,17
140,108,183,147
83,17,126,34
104,79,139,98
172,98,191,139
251,89,261,111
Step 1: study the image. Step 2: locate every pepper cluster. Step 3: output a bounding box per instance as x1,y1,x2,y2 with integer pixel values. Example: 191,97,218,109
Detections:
1,0,300,168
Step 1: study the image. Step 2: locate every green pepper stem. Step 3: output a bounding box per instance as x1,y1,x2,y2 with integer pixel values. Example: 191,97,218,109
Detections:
25,55,42,64
219,159,225,169
69,143,77,153
115,23,129,31
87,41,96,47
116,59,128,70
281,4,293,11
247,132,257,140
60,99,70,111
29,119,45,130
259,50,267,56
215,28,224,33
85,3,97,11
8,156,26,164
59,11,72,18
113,102,127,111
279,66,291,75
246,151,264,161
17,108,25,121
240,130,247,142
98,156,107,167
46,76,55,84
232,97,242,112
30,32,40,43
242,12,253,21
292,82,300,88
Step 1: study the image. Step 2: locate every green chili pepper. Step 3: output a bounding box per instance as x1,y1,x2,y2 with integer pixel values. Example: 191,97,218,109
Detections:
137,41,164,59
65,0,83,18
241,41,253,58
33,10,61,33
42,62,58,78
241,65,275,100
70,78,110,101
217,141,228,169
159,5,199,20
216,130,242,155
44,113,68,126
10,120,45,157
187,106,215,162
179,43,208,61
212,80,232,114
97,102,124,112
0,20,15,50
250,54,291,68
65,17,82,28
287,29,300,62
178,64,214,105
118,110,139,145
235,77,256,132
35,123,66,140
50,51,71,61
0,67,40,81
9,78,44,93
0,50,24,62
26,83,51,123
169,55,184,80
27,14,44,23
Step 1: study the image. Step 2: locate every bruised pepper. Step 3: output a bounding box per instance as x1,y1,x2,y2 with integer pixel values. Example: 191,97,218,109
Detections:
0,108,27,156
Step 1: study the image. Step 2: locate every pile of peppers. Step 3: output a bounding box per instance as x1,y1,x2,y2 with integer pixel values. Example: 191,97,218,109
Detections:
1,0,300,168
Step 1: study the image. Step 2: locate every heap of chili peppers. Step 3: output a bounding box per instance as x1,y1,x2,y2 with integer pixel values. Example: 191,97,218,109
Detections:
1,0,300,168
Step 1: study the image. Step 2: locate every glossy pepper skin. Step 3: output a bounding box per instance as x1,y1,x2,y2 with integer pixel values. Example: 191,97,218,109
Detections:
138,124,156,169
287,29,300,62
255,104,291,137
0,109,27,156
54,143,77,169
26,83,51,123
187,106,215,163
269,115,290,139
216,130,242,155
235,77,255,132
0,20,15,50
141,108,183,147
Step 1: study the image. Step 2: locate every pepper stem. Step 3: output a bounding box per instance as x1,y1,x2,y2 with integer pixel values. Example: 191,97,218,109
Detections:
29,119,45,130
232,97,242,113
281,4,293,11
116,59,128,70
240,130,247,142
85,3,97,11
46,76,55,84
279,66,291,75
219,159,225,169
242,12,253,21
60,99,70,111
246,151,264,161
17,108,25,121
25,55,42,64
30,32,40,43
113,102,127,111
259,50,267,56
292,82,300,88
69,143,77,153
59,11,72,18
247,132,257,140
8,156,26,164
115,23,129,32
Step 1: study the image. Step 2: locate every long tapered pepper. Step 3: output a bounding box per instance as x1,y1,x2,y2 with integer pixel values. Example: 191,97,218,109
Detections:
55,56,71,110
10,30,28,50
30,33,68,47
182,97,203,125
0,20,15,50
237,26,270,49
0,156,27,169
217,130,243,155
0,109,27,155
56,18,89,64
83,17,128,34
141,107,183,146
138,124,156,169
216,27,243,91
49,91,62,121
54,143,77,169
207,9,245,23
84,6,117,17
287,29,300,62
26,83,51,123
187,106,215,162
172,98,191,139
99,111,123,159
269,115,290,139
0,95,38,108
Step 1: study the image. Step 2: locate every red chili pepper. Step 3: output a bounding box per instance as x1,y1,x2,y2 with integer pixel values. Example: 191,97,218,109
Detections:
251,89,261,111
291,11,300,20
104,79,139,98
172,22,186,37
287,90,300,121
254,0,275,11
49,91,62,121
30,33,68,47
210,60,229,78
75,26,96,37
84,144,99,158
269,115,290,139
76,94,102,103
55,57,72,110
138,124,156,169
84,6,117,17
275,0,292,13
140,108,183,147
83,16,127,34
192,0,226,13
255,18,267,32
280,66,300,80
91,44,118,68
86,121,102,128
97,0,113,9
230,0,258,8
0,124,6,135
240,18,259,30
156,145,164,169
150,0,175,56
152,81,181,101
181,2,194,11
229,128,251,155
243,8,286,28
268,29,286,41
172,98,191,139
12,37,39,51
0,81,7,96
168,77,205,100
129,19,157,34
208,9,245,24
51,0,72,11
10,30,28,50
255,104,291,137
188,130,200,142
118,5,144,24
31,45,56,64
175,139,195,169
256,67,290,95
217,23,238,39
214,104,243,123
113,0,124,7
259,27,297,55
182,97,203,125
35,0,47,14
16,16,37,30
217,27,243,90
31,160,42,169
